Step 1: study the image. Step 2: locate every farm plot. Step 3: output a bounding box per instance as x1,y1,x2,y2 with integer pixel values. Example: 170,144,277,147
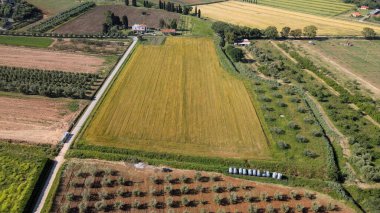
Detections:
81,37,269,159
291,40,380,98
148,0,226,5
54,6,180,34
26,0,80,16
48,159,354,212
0,92,87,144
0,45,105,73
198,1,380,36
242,0,354,16
0,141,50,212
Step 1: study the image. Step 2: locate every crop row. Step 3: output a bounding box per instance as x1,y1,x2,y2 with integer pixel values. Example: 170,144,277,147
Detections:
0,66,100,99
28,2,95,33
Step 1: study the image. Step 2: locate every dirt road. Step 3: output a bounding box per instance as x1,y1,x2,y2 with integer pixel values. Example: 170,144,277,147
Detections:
32,37,138,213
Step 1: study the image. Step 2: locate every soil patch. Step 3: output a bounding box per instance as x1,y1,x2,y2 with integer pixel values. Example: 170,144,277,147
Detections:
0,93,88,145
0,45,105,73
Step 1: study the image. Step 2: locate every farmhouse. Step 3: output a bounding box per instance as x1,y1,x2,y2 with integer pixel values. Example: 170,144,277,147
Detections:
234,39,251,46
360,5,369,10
351,12,362,17
132,24,147,33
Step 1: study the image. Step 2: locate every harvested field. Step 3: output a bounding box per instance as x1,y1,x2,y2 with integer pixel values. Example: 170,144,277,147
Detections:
244,0,354,16
0,45,105,73
81,37,269,159
0,93,87,144
54,6,180,34
26,0,80,16
49,159,355,212
198,1,380,36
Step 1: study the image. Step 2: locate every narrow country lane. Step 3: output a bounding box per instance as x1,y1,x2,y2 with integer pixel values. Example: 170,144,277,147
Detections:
32,37,138,213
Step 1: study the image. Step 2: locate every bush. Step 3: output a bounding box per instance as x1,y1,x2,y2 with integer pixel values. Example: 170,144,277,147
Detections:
226,45,244,62
288,121,300,130
248,204,258,213
312,130,323,137
278,102,288,107
277,141,290,150
272,127,285,135
304,150,318,158
296,135,309,143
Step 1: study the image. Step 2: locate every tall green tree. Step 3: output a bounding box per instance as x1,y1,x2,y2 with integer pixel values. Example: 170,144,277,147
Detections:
122,15,129,28
303,25,318,38
289,29,302,38
132,0,137,6
280,26,291,38
362,27,376,39
125,0,129,6
197,9,201,18
263,26,278,39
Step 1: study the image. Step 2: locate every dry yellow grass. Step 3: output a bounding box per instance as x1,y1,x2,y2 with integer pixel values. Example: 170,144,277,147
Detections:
82,37,269,159
199,1,380,36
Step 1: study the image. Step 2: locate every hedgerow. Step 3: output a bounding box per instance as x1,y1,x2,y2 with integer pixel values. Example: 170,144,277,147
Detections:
28,2,95,33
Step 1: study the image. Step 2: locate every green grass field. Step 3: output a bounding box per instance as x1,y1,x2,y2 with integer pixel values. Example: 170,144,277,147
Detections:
246,0,354,16
0,142,50,212
297,40,380,92
81,37,269,159
0,36,53,48
178,15,214,36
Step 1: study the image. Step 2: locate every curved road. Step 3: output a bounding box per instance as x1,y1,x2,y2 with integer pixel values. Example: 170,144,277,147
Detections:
33,37,138,213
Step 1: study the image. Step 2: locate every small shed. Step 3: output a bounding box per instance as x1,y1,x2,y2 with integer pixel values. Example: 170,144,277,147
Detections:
132,24,147,33
234,39,251,46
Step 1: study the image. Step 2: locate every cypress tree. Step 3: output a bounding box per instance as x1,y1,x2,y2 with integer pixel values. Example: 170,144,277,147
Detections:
198,9,201,18
125,0,129,6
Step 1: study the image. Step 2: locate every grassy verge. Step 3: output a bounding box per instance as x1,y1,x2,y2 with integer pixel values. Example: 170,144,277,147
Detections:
0,35,53,48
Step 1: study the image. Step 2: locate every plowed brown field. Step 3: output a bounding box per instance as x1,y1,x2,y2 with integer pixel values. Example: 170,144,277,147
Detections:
0,93,87,144
0,45,105,73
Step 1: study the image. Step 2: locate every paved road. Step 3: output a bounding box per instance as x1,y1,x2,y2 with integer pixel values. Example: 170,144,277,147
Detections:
32,37,138,213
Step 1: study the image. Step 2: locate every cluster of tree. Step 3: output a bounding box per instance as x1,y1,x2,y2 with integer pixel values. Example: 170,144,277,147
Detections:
102,11,128,34
158,1,197,16
28,2,95,33
212,22,318,44
0,0,41,21
0,66,99,99
142,1,154,8
343,0,380,9
246,44,285,78
159,18,177,29
362,27,377,39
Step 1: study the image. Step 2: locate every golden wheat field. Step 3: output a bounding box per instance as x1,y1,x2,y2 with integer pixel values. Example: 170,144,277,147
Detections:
82,37,269,159
199,1,380,36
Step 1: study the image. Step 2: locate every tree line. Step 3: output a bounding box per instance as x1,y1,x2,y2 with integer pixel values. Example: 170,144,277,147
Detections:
28,2,95,33
0,66,99,99
0,0,41,21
